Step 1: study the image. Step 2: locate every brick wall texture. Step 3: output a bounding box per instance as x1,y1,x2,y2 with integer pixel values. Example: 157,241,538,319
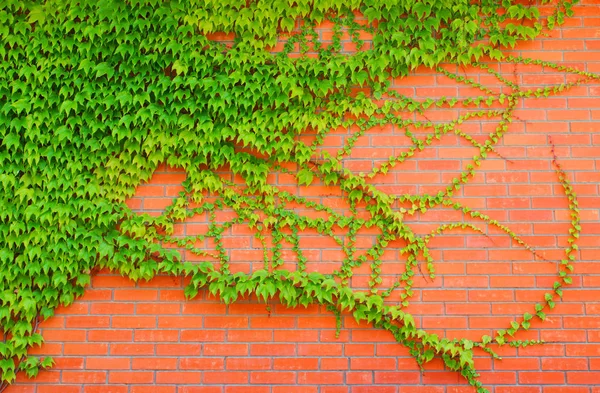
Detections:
7,3,600,393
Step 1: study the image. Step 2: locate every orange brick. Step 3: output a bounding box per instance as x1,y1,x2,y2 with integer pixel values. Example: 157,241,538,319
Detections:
87,358,130,370
156,372,202,384
84,387,128,393
65,316,110,328
61,371,106,384
64,343,108,356
132,358,177,370
180,358,224,370
250,371,295,384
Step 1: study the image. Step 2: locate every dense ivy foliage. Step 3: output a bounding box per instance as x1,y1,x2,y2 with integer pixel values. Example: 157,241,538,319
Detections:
0,0,595,391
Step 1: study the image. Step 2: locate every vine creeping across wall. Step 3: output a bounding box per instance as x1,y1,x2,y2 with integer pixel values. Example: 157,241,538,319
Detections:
0,1,596,391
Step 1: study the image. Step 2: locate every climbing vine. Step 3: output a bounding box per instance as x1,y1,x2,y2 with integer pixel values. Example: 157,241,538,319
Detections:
0,0,595,391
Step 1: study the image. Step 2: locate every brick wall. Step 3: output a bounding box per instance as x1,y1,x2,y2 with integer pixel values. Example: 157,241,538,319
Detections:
7,3,600,393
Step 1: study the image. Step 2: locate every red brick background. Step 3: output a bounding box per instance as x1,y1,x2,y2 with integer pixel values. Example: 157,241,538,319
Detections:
7,3,600,393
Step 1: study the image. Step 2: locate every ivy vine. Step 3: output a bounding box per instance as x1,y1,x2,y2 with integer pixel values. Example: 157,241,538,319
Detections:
0,0,595,391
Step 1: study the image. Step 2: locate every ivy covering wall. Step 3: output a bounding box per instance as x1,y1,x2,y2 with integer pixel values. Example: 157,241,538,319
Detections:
0,1,596,391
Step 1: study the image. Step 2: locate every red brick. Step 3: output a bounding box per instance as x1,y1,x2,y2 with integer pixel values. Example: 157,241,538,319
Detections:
180,358,224,370
250,371,296,384
374,371,420,384
61,371,106,384
299,343,342,356
495,388,540,393
38,387,81,393
52,357,85,370
180,330,225,342
114,289,158,301
224,388,268,393
84,387,128,393
350,358,396,370
352,387,396,393
64,343,108,356
494,358,540,371
544,388,590,393
203,371,248,384
204,343,248,356
298,371,344,384
273,358,319,370
566,344,600,356
321,388,349,393
131,387,175,393
568,372,600,384
158,316,203,328
227,358,271,370
228,330,273,342
204,316,249,328
43,329,87,342
273,330,318,342
134,330,179,342
110,343,155,355
65,316,110,328
542,358,588,370
273,388,317,393
156,372,202,384
88,329,133,342
14,370,60,383
320,358,349,370
156,344,201,356
90,303,135,314
132,358,178,370
519,372,565,384
137,304,181,314
112,316,156,328
87,358,131,370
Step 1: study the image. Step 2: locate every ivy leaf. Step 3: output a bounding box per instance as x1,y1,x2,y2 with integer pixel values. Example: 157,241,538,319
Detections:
28,6,46,24
94,62,114,79
280,17,295,32
297,168,314,186
41,357,54,369
11,99,30,114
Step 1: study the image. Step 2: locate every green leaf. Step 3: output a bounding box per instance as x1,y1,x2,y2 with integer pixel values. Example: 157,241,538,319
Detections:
297,168,314,186
94,62,114,79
